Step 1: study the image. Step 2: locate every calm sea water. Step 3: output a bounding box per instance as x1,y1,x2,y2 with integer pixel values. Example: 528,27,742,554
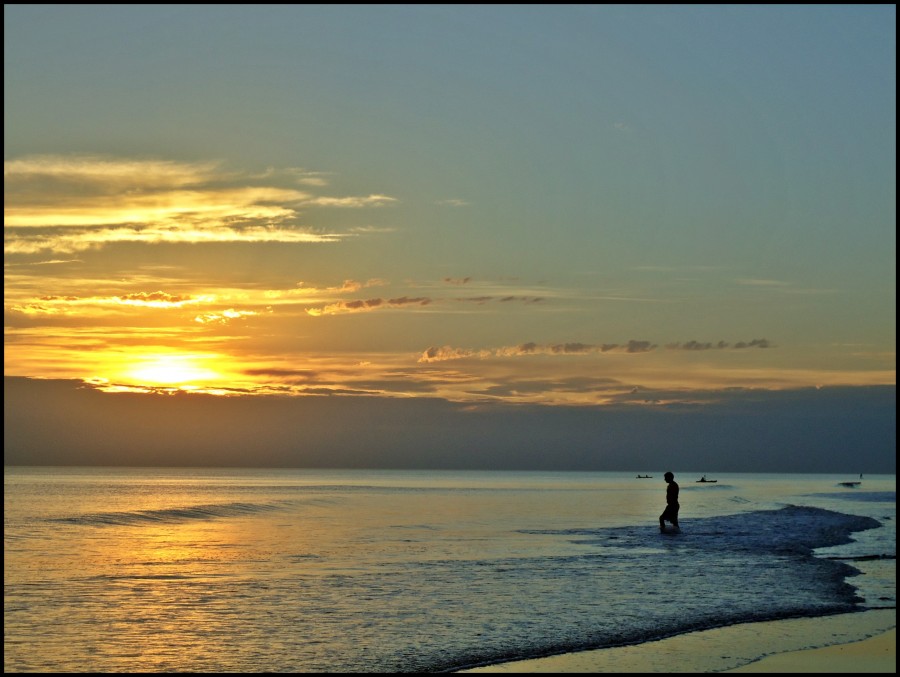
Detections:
4,468,895,672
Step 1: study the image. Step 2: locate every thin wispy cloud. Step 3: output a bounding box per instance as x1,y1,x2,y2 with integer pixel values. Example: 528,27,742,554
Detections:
303,195,398,208
736,278,790,287
452,295,544,305
420,338,772,362
733,279,836,296
495,339,658,356
6,277,393,321
4,155,223,188
4,155,397,253
666,339,772,350
420,346,490,362
4,224,343,255
194,309,261,324
348,226,398,234
263,279,386,301
307,296,432,316
304,288,549,316
9,291,215,316
14,258,83,266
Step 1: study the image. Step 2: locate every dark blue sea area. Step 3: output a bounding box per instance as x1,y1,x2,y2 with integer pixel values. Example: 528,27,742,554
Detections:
433,506,883,673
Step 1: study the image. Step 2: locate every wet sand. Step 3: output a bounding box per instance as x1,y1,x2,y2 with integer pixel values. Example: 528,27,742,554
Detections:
457,609,896,673
726,627,894,672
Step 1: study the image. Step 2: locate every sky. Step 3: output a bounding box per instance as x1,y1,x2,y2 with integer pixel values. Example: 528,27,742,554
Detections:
4,5,896,471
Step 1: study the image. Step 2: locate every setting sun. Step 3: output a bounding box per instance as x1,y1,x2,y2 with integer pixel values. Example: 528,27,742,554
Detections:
127,354,224,386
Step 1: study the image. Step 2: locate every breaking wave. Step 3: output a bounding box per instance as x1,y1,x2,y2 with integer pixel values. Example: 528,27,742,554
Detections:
49,500,295,526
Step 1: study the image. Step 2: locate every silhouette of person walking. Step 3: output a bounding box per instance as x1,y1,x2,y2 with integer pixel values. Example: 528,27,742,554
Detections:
659,471,680,533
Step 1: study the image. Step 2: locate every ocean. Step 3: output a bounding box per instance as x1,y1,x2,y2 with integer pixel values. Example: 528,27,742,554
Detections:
4,468,895,673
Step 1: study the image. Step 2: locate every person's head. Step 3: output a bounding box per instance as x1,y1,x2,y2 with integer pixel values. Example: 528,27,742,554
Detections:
664,471,674,482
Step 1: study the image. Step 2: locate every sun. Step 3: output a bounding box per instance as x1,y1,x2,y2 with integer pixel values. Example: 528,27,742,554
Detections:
127,354,223,387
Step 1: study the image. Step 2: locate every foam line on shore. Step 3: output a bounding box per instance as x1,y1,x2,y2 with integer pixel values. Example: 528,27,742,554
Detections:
457,609,896,673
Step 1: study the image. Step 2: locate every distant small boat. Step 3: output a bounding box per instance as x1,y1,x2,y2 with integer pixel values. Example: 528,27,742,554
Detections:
636,474,653,479
838,481,861,488
696,475,717,483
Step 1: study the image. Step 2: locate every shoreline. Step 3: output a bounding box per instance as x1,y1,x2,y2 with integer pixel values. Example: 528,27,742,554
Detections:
456,608,896,673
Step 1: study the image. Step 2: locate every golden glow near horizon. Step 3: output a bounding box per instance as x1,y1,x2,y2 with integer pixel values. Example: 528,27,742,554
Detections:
4,311,895,403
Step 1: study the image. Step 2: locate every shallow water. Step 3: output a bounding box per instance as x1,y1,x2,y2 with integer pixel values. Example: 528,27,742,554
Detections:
4,468,895,672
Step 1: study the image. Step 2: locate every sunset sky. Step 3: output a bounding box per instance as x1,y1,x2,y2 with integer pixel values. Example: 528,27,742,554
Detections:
4,6,895,471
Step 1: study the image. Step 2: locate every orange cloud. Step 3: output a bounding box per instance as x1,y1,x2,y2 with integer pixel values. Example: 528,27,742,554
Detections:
307,296,431,316
9,290,214,315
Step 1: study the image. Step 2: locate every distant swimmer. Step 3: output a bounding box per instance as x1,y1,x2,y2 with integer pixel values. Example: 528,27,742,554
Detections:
659,471,680,533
